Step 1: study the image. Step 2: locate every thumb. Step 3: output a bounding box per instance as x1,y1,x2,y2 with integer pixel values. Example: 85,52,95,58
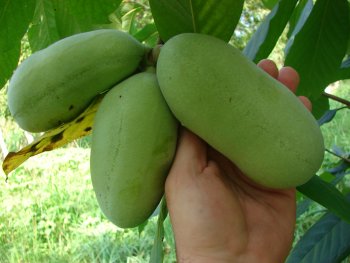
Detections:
169,127,208,175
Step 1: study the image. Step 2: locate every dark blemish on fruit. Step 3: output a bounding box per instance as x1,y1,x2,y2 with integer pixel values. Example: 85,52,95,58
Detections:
51,131,64,143
75,116,84,123
229,97,232,103
30,142,39,152
84,127,92,132
43,145,53,151
69,105,74,111
119,95,122,98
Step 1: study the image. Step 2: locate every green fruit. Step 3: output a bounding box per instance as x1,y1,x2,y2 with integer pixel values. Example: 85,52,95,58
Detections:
90,71,177,228
156,33,324,189
8,29,148,132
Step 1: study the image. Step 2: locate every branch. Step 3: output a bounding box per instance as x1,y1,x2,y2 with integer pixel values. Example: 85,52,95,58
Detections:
322,92,350,108
325,149,350,164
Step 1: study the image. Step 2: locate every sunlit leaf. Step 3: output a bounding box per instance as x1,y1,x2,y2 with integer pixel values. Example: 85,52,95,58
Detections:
2,95,103,176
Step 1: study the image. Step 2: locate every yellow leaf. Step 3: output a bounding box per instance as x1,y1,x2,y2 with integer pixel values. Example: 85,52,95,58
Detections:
2,95,104,176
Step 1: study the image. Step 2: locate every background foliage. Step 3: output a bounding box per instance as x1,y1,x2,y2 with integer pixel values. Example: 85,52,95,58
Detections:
1,0,350,262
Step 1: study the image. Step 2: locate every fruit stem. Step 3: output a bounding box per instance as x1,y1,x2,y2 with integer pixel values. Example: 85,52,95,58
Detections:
150,44,162,65
139,45,162,71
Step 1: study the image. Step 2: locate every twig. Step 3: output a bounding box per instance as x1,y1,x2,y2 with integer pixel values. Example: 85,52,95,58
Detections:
323,92,350,108
325,149,350,164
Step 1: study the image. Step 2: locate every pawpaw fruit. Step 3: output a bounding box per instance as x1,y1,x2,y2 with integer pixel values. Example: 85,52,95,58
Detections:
156,33,324,189
90,70,177,228
8,29,148,132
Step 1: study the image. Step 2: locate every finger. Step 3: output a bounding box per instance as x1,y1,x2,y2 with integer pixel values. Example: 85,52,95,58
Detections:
170,127,207,174
278,67,312,111
165,128,208,204
298,96,312,112
257,59,279,79
277,66,300,93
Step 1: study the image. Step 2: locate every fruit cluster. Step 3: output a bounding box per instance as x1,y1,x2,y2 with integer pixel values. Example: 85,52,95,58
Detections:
7,29,324,228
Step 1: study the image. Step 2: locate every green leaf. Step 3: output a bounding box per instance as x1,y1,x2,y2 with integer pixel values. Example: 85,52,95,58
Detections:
317,107,346,126
284,0,350,118
296,198,313,218
0,0,35,89
297,176,350,224
133,23,158,43
28,0,60,52
150,197,168,263
243,0,298,62
287,0,313,40
121,7,143,35
137,220,148,235
287,194,350,263
297,161,349,218
336,56,350,80
52,0,122,38
149,0,244,42
312,96,330,120
262,0,279,9
28,0,122,51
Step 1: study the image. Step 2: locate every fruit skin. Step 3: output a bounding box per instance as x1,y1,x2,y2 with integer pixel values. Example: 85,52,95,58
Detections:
90,70,177,228
157,33,324,189
8,29,148,132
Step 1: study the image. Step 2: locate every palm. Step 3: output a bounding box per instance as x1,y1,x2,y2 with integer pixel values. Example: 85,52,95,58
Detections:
209,146,296,261
166,132,296,262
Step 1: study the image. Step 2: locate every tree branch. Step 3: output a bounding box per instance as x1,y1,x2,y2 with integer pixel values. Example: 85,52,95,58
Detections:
325,148,350,164
322,92,350,108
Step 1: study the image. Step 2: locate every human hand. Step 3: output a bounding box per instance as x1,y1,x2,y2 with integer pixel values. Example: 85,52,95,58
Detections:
165,59,311,263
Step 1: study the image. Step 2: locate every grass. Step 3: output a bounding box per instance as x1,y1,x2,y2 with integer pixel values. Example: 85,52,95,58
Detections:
0,146,176,262
0,80,350,262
